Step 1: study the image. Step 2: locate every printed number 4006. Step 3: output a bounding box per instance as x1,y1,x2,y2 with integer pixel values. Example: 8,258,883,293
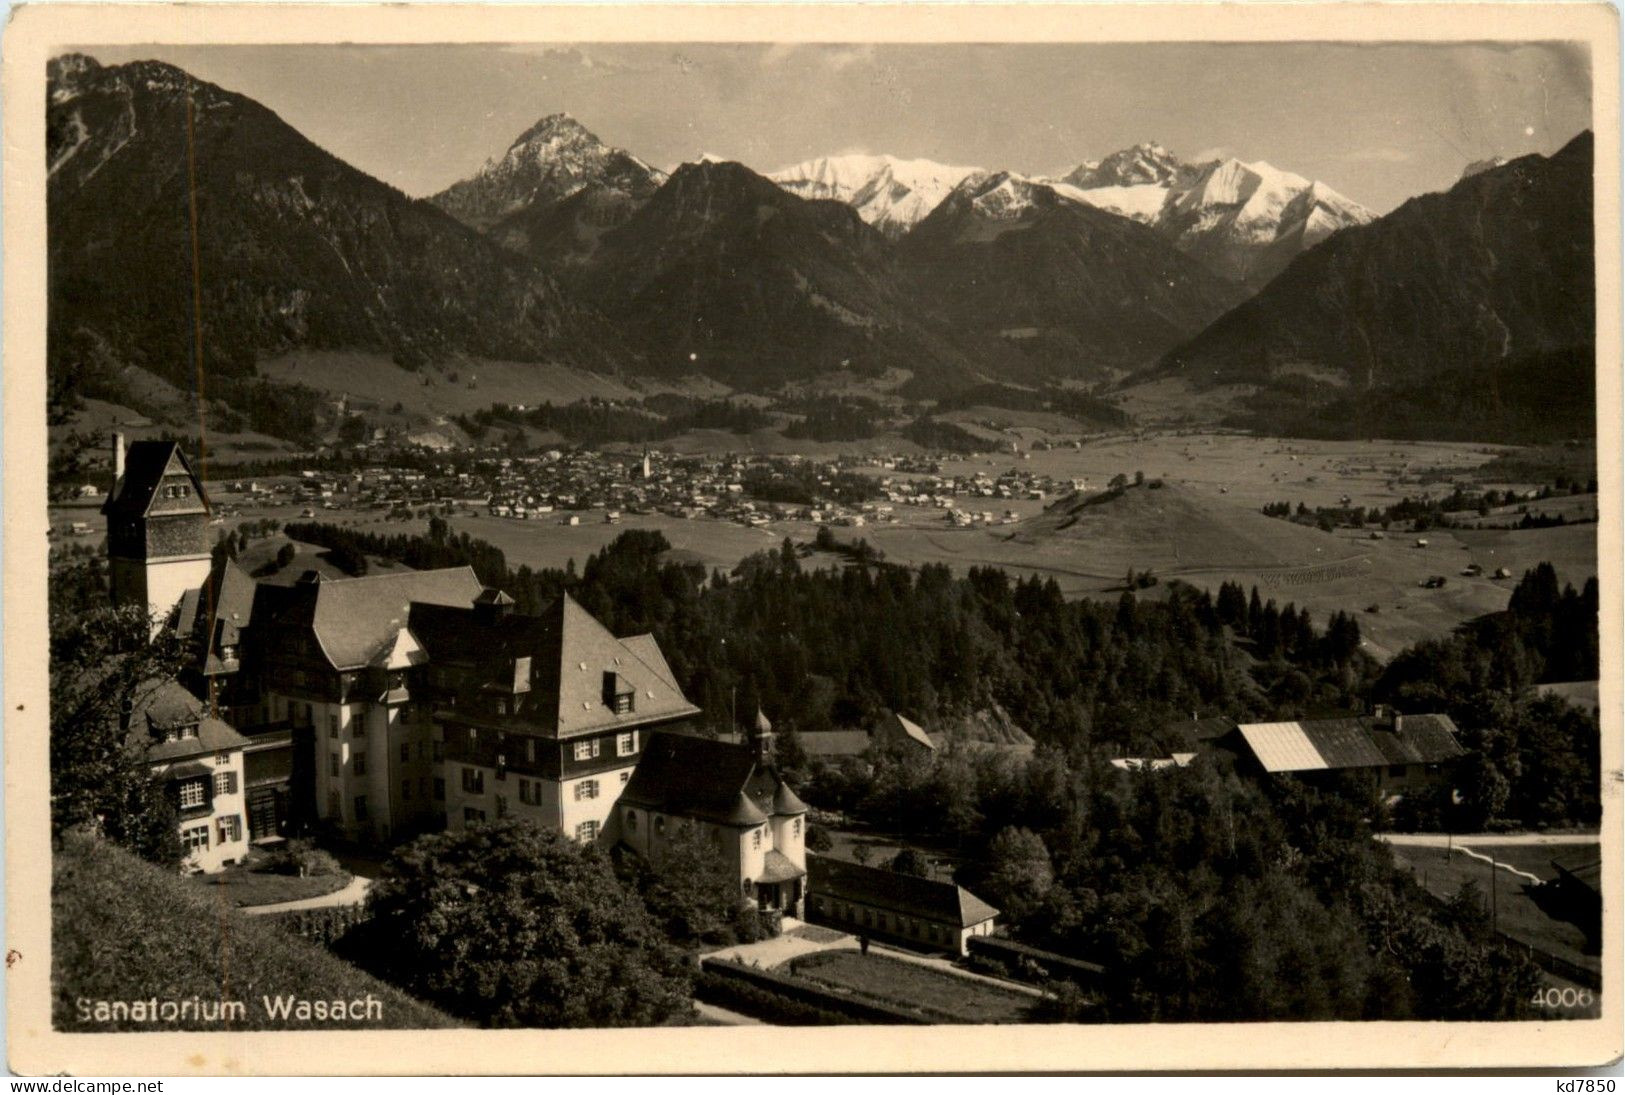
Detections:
1533,986,1595,1009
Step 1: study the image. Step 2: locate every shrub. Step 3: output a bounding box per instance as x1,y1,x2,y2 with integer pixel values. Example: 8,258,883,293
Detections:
263,839,343,878
53,832,458,1031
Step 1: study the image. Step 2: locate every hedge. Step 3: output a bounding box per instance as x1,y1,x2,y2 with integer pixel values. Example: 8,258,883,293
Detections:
53,833,459,1031
967,936,1106,987
694,969,859,1026
698,957,928,1025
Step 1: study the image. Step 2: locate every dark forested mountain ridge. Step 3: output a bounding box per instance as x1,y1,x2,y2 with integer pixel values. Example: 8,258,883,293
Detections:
1150,132,1595,441
567,159,1024,392
899,172,1249,381
47,54,624,412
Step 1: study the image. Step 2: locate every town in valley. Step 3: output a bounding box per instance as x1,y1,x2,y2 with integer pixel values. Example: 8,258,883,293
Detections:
43,41,1603,1037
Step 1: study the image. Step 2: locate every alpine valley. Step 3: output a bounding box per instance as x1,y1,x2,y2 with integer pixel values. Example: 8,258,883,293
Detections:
46,53,1595,453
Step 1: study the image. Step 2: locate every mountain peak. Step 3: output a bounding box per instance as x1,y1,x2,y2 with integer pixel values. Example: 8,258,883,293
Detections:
510,112,597,149
431,112,664,231
1063,143,1194,189
769,152,982,237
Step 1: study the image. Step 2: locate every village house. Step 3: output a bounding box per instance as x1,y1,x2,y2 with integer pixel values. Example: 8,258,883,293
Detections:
1222,708,1466,796
126,678,251,873
805,854,999,956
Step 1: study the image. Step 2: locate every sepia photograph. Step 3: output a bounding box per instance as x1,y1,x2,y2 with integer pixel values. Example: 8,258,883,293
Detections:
4,1,1619,1076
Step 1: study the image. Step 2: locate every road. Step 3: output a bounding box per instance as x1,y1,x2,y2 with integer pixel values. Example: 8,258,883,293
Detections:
1377,832,1600,847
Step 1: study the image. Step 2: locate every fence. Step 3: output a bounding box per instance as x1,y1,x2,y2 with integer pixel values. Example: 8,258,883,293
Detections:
257,903,372,945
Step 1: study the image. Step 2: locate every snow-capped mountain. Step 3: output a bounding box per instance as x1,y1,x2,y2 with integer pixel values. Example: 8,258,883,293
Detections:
1060,142,1198,190
1052,144,1374,286
769,154,983,238
431,113,666,232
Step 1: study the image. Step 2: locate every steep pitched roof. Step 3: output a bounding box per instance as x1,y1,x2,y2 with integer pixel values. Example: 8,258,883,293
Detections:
411,593,700,738
100,441,207,518
806,854,999,928
124,679,250,763
284,567,484,670
621,730,803,827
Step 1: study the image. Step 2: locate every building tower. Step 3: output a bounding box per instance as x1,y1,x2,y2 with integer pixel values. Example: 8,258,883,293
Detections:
749,706,775,765
641,450,653,480
101,434,213,635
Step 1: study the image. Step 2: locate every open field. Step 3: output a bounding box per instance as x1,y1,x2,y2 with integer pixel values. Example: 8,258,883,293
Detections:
1387,844,1599,973
783,951,1037,1024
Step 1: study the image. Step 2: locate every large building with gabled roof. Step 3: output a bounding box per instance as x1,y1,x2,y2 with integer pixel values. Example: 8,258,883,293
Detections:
418,591,703,844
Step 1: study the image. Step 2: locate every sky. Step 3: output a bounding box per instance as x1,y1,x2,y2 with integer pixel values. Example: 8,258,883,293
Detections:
84,41,1592,214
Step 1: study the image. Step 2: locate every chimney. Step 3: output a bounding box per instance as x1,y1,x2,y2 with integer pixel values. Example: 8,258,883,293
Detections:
112,432,126,481
1392,710,1403,733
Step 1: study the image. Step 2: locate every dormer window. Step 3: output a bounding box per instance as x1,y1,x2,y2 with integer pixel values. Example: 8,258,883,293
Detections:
602,672,635,714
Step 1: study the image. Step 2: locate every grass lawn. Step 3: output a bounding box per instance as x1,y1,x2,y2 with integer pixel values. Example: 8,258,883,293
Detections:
1389,845,1598,970
786,950,1036,1024
188,860,352,908
1456,842,1597,883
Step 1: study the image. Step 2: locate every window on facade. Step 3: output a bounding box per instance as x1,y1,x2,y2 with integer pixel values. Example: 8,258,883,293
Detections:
328,791,341,819
581,779,599,800
616,732,638,757
655,816,666,835
354,796,368,821
352,707,365,737
433,742,444,762
626,810,638,832
178,779,206,809
434,778,445,801
354,754,367,777
213,771,237,797
180,723,199,740
602,672,635,714
620,771,631,784
576,821,600,843
794,817,802,837
464,807,485,824
182,825,210,852
462,768,484,795
329,754,340,778
214,753,231,767
525,738,536,763
329,714,339,738
216,815,241,844
573,739,601,762
400,743,410,763
402,779,412,801
496,795,508,819
752,829,762,850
